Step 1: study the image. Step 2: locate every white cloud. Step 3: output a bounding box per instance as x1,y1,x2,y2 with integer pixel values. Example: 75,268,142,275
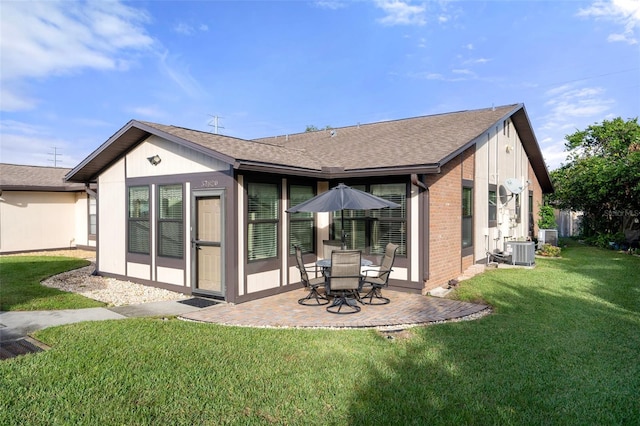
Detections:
0,1,154,112
578,0,640,44
174,22,210,35
375,0,427,26
314,1,347,10
544,85,614,118
127,105,168,119
452,68,475,76
537,83,616,169
410,70,477,82
157,51,205,99
174,22,195,35
0,120,78,166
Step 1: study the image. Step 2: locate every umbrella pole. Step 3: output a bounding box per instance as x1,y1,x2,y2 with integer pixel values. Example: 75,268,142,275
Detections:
341,210,346,249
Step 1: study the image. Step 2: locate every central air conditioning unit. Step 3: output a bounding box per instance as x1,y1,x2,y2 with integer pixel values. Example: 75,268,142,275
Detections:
538,229,558,247
505,241,536,266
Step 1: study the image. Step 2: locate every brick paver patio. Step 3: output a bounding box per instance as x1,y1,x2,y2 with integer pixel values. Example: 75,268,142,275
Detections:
180,289,489,329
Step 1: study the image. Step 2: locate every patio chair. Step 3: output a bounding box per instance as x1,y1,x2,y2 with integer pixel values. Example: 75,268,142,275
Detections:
323,239,343,259
295,246,329,306
326,250,363,314
360,243,398,305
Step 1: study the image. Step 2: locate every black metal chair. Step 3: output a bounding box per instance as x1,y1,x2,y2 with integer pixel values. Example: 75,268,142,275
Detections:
294,246,329,306
360,243,398,305
326,250,363,314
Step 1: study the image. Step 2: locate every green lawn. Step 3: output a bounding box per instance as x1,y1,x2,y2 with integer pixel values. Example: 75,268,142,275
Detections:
1,243,638,425
0,256,104,311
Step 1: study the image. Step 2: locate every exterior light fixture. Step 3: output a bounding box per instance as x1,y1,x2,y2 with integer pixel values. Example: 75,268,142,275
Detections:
147,155,161,166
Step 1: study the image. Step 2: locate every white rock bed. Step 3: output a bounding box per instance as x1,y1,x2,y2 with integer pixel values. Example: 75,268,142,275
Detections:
42,265,188,307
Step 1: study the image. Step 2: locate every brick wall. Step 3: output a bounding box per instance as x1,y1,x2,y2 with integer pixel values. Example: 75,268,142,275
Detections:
423,146,475,291
528,162,544,237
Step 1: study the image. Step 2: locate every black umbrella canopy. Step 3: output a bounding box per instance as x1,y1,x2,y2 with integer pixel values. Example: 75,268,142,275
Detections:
286,183,401,248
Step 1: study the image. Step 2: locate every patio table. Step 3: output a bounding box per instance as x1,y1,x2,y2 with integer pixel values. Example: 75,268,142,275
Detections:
315,258,373,269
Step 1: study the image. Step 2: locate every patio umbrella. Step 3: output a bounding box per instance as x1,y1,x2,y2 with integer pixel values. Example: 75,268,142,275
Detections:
286,183,401,248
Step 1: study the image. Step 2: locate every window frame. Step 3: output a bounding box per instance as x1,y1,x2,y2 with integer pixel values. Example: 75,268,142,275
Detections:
127,185,151,256
88,194,97,239
288,183,316,255
246,180,280,264
462,181,473,256
157,183,185,259
330,182,407,257
488,184,497,228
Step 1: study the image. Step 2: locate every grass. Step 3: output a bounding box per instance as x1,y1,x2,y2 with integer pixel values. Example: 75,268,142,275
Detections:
0,256,104,311
1,243,638,424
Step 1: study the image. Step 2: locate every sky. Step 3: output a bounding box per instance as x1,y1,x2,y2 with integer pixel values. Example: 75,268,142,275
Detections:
1,0,639,171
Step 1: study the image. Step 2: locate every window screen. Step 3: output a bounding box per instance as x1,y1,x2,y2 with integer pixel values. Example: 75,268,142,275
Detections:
332,183,407,256
128,186,150,254
289,184,315,254
489,187,497,227
88,195,97,236
247,182,279,261
462,187,473,249
158,184,184,258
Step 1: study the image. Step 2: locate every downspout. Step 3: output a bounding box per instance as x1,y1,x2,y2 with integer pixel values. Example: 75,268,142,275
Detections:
411,174,429,284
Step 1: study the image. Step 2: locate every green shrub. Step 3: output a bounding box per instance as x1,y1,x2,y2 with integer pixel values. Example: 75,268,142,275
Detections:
537,205,557,229
537,243,561,257
585,232,626,249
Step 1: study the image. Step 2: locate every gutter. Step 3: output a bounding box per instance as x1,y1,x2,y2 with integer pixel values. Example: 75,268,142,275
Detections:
235,161,441,179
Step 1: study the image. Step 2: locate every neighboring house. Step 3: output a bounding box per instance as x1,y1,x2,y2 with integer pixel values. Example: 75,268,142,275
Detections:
66,103,553,303
0,164,96,253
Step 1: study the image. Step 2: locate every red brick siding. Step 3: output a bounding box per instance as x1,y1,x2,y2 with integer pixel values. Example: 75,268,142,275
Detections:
423,147,475,291
528,162,543,237
461,255,474,272
461,146,475,181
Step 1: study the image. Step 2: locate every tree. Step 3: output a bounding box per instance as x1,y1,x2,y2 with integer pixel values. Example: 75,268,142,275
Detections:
305,125,332,132
550,117,640,237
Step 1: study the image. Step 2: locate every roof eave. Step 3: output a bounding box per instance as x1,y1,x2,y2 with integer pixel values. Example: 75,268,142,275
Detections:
511,106,554,193
65,120,145,183
66,121,238,183
236,161,441,179
436,103,554,194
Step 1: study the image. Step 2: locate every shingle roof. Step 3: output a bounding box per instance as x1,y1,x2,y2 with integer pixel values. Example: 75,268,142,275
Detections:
254,104,519,171
0,163,85,191
140,122,323,171
65,103,552,192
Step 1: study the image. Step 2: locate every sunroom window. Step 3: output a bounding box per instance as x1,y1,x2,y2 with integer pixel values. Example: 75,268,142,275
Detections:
332,183,407,256
289,184,315,254
158,184,184,258
128,186,150,254
247,182,279,261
